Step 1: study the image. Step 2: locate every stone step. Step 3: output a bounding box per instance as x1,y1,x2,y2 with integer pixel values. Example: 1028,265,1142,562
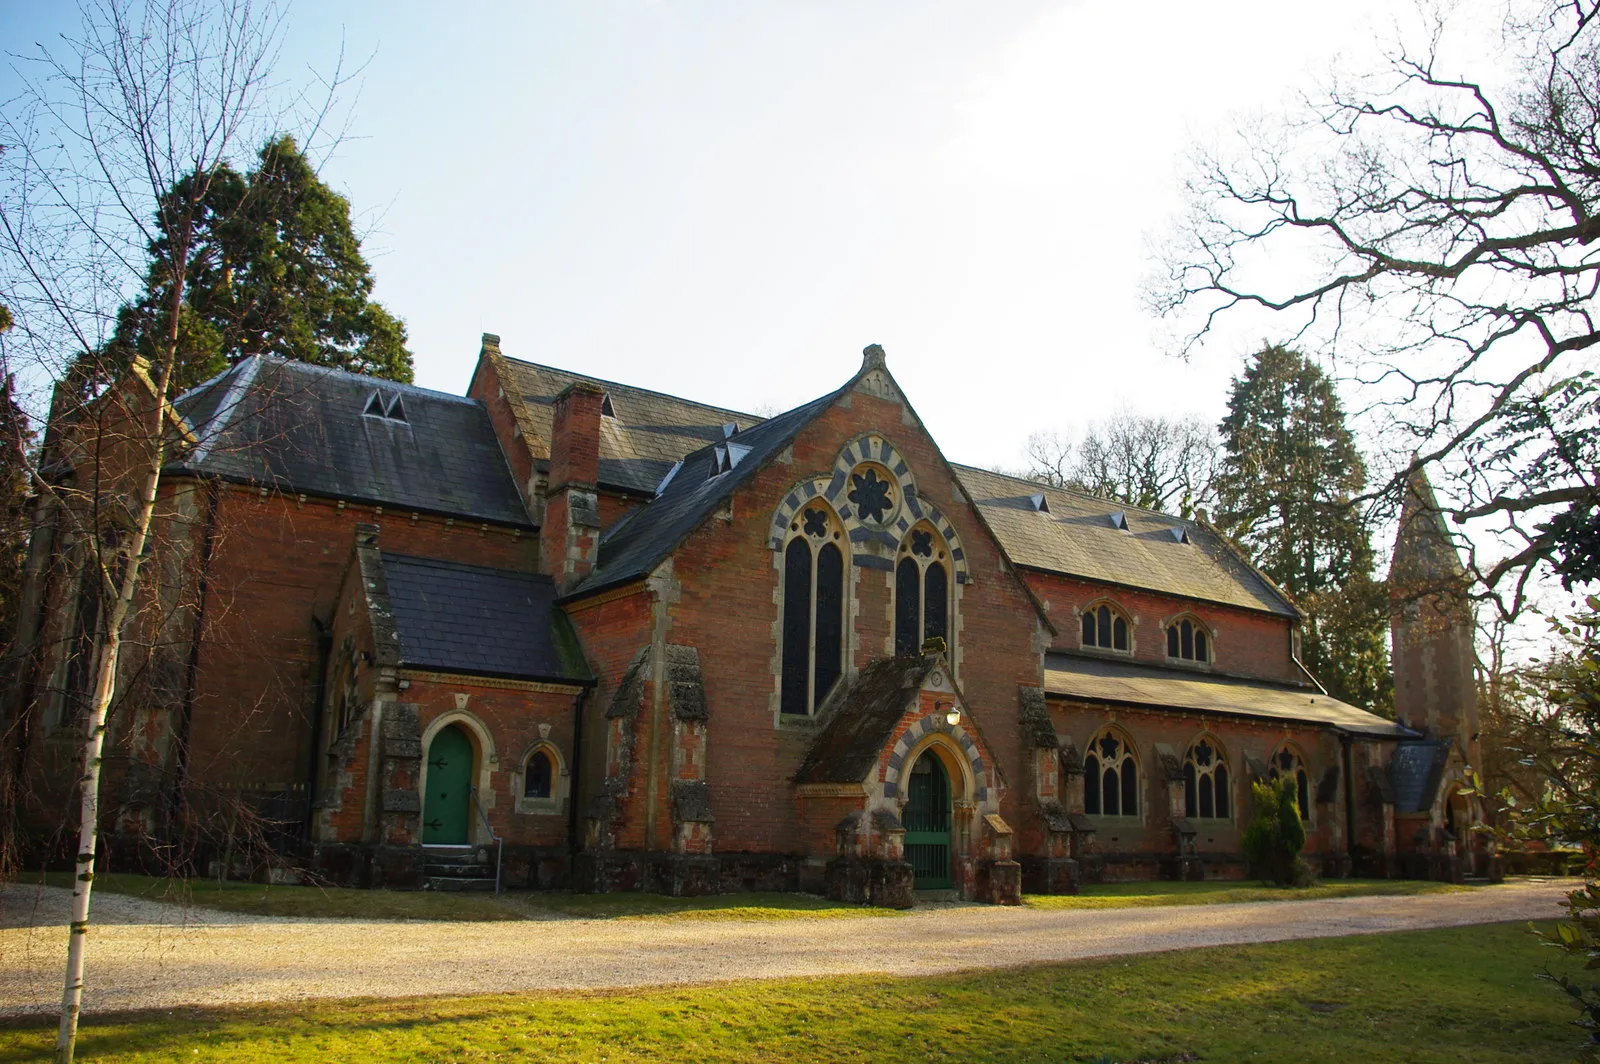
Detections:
425,876,498,892
425,863,493,879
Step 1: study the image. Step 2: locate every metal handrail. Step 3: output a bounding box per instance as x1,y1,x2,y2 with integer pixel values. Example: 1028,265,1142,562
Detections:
468,786,504,894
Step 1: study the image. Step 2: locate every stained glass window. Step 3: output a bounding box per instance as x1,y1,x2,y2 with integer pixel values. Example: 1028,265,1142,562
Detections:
1084,729,1139,817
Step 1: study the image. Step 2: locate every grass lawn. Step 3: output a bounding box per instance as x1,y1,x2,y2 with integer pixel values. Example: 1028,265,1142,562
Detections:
1026,877,1473,910
25,872,1481,923
28,873,901,922
0,922,1584,1063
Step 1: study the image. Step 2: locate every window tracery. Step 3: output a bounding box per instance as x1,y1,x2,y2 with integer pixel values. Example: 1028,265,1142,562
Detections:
895,522,951,657
1270,745,1311,822
1165,616,1212,663
1082,728,1140,818
781,503,846,716
1183,738,1231,819
1081,602,1131,652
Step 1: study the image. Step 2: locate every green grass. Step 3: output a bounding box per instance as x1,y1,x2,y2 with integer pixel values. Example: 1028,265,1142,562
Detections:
1024,877,1473,910
0,922,1586,1062
28,873,901,922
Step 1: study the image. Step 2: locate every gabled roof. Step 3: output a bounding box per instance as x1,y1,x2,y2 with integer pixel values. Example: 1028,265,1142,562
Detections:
568,385,846,597
496,355,767,495
169,357,530,526
379,553,589,682
795,656,937,785
1388,739,1452,813
953,465,1299,618
1042,651,1411,738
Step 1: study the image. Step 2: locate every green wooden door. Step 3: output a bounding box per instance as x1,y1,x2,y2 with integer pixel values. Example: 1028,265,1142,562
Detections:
422,725,472,844
904,751,952,889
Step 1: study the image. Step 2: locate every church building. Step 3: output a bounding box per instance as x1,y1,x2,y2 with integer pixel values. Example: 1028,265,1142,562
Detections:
6,338,1493,902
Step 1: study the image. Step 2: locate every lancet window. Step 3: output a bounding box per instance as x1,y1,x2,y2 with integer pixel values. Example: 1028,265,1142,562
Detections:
781,503,846,716
1082,728,1140,818
1166,616,1211,663
524,749,555,800
1081,602,1130,652
895,523,951,658
1183,738,1231,820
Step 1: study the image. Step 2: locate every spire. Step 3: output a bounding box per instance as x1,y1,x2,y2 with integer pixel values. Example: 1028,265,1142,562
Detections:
1389,462,1467,591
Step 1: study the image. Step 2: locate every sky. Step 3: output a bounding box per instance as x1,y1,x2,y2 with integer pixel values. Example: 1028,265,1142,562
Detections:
2,0,1409,473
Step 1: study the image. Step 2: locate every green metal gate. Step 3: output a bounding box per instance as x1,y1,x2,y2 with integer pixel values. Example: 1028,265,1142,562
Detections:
904,751,952,889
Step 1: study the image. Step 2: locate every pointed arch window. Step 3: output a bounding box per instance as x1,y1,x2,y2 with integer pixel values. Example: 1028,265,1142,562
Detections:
1165,616,1212,663
1270,746,1311,822
895,523,951,658
781,504,846,716
524,749,554,800
1082,729,1140,818
1080,602,1131,652
1183,738,1231,820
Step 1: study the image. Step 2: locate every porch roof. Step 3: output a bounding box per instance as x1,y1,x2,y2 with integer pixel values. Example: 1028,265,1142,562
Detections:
1042,652,1413,738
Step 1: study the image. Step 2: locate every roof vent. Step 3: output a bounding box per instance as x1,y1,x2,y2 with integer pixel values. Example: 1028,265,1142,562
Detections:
722,422,739,439
1029,493,1050,513
709,441,752,478
1110,511,1129,530
601,393,616,418
363,391,384,417
1170,526,1191,544
656,459,683,494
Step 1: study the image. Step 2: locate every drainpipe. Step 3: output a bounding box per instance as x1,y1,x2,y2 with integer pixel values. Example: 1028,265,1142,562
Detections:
169,478,220,853
1340,733,1357,873
566,686,591,858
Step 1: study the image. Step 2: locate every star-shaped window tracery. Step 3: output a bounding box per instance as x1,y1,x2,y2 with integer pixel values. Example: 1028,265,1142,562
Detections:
848,468,894,524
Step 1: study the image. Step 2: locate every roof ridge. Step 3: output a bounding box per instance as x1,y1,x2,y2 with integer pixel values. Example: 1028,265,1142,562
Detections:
380,551,549,580
251,355,486,406
499,353,766,423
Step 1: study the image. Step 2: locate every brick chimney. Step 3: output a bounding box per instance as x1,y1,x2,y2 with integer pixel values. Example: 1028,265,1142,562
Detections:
541,381,605,590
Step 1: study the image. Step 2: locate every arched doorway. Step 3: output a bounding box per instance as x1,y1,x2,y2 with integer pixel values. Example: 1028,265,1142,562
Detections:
904,750,952,889
423,724,473,844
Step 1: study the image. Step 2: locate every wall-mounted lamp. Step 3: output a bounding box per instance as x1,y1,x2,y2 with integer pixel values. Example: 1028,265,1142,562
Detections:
944,703,961,727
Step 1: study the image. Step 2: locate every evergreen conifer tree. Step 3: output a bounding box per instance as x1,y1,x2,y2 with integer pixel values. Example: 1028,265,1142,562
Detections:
1214,345,1393,714
79,135,411,395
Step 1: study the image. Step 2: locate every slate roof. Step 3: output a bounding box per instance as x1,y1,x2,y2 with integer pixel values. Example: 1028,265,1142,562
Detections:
795,656,934,785
378,553,590,682
169,357,530,525
951,465,1298,617
1042,652,1413,738
498,356,767,495
570,386,846,597
1388,740,1450,813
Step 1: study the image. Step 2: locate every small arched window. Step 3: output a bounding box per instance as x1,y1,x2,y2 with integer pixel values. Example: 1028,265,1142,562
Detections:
1165,616,1211,663
1270,745,1311,823
1080,603,1130,652
781,504,846,716
524,749,554,800
1183,738,1230,820
1082,729,1140,818
895,523,951,658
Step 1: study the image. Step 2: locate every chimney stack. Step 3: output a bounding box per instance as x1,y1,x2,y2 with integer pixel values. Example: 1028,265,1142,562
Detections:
541,382,605,591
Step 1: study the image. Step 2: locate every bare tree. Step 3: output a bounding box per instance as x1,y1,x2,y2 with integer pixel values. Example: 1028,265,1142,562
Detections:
0,2,346,1058
1025,411,1219,516
1151,0,1600,617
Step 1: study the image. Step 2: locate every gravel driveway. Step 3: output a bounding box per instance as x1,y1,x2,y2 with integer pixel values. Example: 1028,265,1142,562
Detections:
0,878,1571,1017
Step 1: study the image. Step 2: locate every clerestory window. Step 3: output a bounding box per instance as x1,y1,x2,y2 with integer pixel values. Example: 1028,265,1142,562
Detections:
1166,616,1211,663
1081,602,1130,652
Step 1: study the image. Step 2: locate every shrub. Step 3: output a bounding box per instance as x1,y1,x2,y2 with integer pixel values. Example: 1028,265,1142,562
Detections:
1242,777,1311,886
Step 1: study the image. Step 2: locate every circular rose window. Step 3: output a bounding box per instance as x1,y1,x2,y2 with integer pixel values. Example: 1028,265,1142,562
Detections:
847,463,898,526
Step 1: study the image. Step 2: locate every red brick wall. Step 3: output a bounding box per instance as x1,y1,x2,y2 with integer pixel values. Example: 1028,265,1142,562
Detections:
1049,698,1349,873
405,675,580,847
659,386,1045,855
182,487,536,796
1023,570,1301,685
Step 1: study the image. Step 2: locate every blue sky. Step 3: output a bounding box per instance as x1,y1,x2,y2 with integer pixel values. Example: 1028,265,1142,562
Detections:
2,0,1398,471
